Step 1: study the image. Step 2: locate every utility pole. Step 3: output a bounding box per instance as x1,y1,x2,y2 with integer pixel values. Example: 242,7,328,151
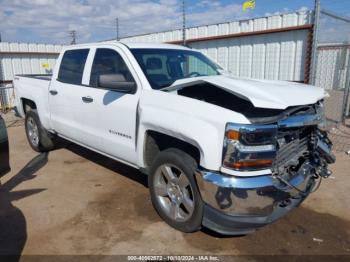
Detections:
182,0,186,46
69,30,77,45
116,18,119,41
0,32,2,42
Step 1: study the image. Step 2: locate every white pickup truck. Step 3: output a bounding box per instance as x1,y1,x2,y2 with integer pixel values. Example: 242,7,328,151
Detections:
14,42,335,235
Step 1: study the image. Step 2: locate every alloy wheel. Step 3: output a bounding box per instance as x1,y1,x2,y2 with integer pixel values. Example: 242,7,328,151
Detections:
153,164,195,222
27,117,39,147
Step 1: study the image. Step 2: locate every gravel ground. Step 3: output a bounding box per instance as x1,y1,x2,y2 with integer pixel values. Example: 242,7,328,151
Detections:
0,112,349,260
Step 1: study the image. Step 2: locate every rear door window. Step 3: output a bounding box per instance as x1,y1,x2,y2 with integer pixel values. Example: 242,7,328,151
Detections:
58,49,89,85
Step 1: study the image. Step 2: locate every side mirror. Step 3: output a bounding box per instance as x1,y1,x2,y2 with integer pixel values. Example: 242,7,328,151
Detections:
98,74,136,94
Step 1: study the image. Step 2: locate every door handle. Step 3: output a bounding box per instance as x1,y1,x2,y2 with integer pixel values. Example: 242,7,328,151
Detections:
49,90,58,95
82,96,93,103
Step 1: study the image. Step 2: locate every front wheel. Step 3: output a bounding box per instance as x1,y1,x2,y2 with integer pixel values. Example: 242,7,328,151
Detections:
149,148,203,233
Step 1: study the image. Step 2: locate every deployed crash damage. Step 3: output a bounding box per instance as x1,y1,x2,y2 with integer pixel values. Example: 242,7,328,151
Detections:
162,76,335,234
173,82,324,124
196,117,336,234
164,75,326,115
167,76,335,174
176,83,284,122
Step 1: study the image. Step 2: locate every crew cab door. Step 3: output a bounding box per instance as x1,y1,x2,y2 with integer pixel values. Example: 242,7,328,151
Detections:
49,48,101,146
83,47,140,164
0,115,10,177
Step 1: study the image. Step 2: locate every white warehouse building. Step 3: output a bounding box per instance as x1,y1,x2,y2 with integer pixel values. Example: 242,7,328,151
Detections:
1,10,348,118
0,11,314,87
118,11,314,83
0,11,350,119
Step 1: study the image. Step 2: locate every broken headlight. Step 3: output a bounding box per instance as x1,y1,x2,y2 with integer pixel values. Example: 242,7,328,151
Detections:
223,123,277,171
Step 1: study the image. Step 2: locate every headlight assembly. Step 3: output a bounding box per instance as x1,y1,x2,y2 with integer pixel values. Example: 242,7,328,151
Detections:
223,124,277,171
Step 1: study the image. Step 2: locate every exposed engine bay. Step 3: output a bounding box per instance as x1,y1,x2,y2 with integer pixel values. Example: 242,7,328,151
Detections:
176,83,320,124
177,83,283,121
176,83,335,193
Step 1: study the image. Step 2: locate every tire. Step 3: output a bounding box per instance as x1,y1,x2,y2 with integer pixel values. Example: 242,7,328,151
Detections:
149,148,203,233
25,109,56,152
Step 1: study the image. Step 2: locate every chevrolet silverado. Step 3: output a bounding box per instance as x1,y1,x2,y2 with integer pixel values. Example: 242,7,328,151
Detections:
14,42,335,235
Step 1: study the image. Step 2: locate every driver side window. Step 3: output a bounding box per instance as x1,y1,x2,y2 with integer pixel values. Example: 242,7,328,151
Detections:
90,48,134,87
187,55,218,76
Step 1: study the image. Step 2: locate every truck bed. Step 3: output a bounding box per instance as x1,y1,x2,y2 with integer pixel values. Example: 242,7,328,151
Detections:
14,74,52,119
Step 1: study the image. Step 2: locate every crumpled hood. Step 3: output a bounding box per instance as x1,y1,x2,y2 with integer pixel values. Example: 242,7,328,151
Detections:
166,75,327,109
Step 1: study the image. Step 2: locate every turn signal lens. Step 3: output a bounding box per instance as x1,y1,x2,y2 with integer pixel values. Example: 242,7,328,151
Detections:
225,159,273,169
227,130,240,140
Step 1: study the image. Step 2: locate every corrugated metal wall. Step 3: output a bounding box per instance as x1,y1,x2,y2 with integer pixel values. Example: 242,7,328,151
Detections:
120,11,313,82
122,12,312,43
0,12,313,84
0,42,63,84
189,30,308,81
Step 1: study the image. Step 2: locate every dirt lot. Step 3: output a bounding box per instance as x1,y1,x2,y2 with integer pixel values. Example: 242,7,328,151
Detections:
0,114,349,258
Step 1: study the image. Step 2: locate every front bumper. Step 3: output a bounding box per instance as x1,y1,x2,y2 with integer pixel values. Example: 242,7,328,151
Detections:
195,162,318,235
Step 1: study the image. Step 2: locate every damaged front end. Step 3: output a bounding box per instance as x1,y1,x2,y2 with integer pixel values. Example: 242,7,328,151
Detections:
271,127,335,192
195,101,335,235
221,102,335,177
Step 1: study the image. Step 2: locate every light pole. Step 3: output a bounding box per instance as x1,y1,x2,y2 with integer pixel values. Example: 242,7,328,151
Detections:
116,18,119,41
69,30,77,45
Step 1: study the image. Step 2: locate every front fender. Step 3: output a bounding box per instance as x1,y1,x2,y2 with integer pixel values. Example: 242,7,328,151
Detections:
136,90,250,170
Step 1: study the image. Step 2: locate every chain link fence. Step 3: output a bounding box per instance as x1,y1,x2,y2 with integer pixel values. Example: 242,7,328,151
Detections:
311,3,350,153
313,7,350,127
316,43,350,125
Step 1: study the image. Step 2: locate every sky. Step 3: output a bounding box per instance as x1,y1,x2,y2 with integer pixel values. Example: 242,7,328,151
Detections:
0,0,349,44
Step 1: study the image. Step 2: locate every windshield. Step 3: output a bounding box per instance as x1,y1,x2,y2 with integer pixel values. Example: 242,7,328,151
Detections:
130,48,221,89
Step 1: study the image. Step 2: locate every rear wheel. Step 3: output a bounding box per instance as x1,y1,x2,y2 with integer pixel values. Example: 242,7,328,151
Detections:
25,110,56,152
149,148,203,233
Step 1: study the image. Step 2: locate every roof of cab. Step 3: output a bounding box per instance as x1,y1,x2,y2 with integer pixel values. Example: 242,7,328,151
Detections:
122,42,190,50
63,41,191,51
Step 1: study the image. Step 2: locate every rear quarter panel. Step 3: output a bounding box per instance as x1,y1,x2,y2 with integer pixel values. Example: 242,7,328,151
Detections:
14,76,51,129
